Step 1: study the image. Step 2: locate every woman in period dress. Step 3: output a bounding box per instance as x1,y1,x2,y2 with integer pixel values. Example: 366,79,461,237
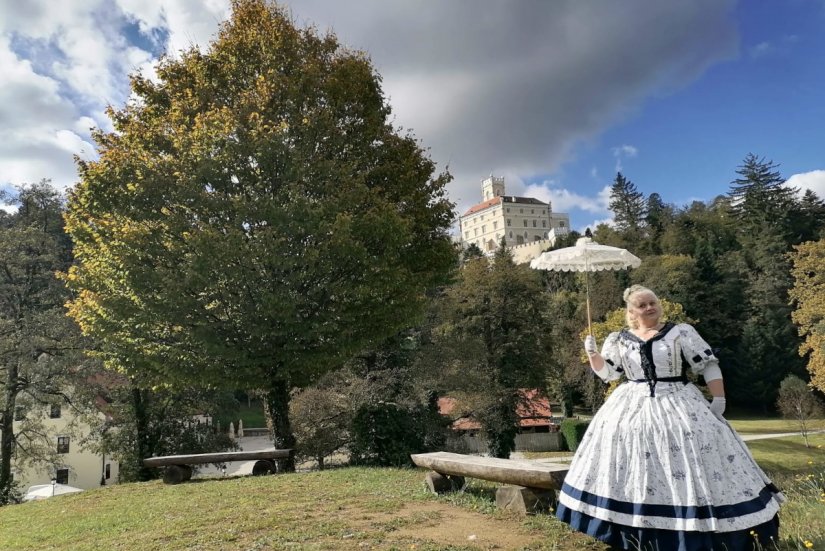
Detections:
555,285,783,551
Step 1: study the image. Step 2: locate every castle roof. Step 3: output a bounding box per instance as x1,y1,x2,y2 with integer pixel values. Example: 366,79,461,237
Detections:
461,195,549,217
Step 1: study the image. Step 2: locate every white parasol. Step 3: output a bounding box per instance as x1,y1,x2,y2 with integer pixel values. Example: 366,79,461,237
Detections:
530,237,641,334
23,483,84,501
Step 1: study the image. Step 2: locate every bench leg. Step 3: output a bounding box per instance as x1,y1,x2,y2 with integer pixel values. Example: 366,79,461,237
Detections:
495,485,555,515
424,471,465,494
252,460,275,476
163,465,193,485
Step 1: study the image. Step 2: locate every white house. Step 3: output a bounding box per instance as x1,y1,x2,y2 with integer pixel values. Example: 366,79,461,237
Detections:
11,397,118,491
458,176,570,262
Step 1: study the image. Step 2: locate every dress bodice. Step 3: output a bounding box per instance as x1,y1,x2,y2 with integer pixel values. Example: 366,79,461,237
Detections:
596,323,719,384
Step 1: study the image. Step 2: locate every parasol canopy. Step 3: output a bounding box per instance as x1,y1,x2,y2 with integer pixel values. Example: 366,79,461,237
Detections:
530,237,641,334
23,483,84,501
530,237,641,272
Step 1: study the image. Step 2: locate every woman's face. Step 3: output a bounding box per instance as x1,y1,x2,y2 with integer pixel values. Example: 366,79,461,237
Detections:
629,292,660,324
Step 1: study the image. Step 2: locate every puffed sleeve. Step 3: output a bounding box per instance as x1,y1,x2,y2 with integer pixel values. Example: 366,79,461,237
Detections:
597,331,624,382
677,324,722,382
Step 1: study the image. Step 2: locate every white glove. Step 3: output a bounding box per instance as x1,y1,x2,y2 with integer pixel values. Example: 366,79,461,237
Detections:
709,396,726,419
584,335,598,356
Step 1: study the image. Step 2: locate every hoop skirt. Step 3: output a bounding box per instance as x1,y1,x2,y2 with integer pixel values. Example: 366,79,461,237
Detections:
556,324,784,551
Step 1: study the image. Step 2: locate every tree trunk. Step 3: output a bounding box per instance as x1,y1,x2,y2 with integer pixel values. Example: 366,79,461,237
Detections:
0,361,19,504
132,386,154,481
262,380,296,472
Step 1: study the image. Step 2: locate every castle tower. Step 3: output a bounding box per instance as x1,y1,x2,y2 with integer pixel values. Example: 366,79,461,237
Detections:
481,174,505,201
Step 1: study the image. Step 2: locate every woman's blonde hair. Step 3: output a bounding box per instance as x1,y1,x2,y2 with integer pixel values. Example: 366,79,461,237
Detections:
623,284,663,329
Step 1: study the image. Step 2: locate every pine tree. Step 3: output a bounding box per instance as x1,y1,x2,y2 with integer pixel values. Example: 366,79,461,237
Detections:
608,172,647,235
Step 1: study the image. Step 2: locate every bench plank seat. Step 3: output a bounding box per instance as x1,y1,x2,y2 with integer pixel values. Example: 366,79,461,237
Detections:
143,448,291,468
411,451,567,490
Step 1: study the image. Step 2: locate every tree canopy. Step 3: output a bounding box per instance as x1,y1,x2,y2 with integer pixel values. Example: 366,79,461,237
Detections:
64,0,456,463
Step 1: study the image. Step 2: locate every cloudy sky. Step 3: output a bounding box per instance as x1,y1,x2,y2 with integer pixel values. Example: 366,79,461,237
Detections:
1,0,824,230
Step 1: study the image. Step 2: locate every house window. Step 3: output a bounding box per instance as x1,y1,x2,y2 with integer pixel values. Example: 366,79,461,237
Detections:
523,220,528,227
50,404,61,419
493,221,498,230
509,231,513,238
532,220,537,228
105,464,111,480
506,208,510,213
531,209,534,214
481,225,486,233
14,407,25,422
464,232,469,239
57,436,70,454
55,468,69,484
559,221,566,227
542,220,547,228
507,219,511,226
519,208,523,213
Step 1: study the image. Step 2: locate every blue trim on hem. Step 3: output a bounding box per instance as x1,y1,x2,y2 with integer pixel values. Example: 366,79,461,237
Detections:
556,502,780,551
560,481,777,520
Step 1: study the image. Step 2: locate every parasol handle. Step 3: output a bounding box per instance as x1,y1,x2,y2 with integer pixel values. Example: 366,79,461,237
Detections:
586,274,592,336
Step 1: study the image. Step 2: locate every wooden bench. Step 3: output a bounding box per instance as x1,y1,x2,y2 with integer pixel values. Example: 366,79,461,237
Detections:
411,451,569,514
143,448,293,484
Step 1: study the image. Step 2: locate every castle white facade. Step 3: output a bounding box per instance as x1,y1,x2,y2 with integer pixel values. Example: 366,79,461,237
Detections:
458,176,570,263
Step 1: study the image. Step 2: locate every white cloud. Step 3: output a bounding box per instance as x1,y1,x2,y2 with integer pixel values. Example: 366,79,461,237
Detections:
579,217,615,234
612,145,639,172
0,0,737,212
524,183,610,215
785,170,825,199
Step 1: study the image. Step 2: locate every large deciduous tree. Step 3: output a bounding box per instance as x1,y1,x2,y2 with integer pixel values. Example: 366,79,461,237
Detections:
64,0,455,470
789,239,825,392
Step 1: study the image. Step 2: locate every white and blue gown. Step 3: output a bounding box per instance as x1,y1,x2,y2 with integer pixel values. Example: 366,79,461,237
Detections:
555,323,783,551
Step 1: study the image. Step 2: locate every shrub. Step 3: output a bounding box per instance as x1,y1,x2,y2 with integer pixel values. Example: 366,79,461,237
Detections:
349,401,445,467
560,419,590,452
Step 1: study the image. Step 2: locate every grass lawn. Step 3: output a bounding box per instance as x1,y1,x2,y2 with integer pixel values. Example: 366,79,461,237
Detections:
2,426,823,550
727,416,825,435
237,400,267,428
0,468,603,551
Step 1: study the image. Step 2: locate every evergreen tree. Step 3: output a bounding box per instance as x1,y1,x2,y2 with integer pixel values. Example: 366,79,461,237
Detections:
0,182,87,504
729,154,797,233
608,172,646,237
435,244,551,458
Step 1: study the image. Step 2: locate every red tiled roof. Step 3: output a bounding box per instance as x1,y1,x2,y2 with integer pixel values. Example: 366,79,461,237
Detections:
437,389,553,431
461,196,550,217
462,196,502,217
